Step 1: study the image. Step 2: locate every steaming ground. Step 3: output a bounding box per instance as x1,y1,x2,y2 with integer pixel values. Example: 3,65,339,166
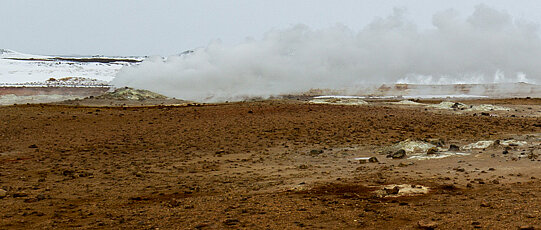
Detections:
113,5,541,102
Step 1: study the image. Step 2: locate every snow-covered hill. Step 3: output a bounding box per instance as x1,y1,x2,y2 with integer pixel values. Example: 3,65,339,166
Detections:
0,49,142,85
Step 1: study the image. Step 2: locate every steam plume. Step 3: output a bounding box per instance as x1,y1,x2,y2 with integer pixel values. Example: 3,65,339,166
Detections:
112,5,541,102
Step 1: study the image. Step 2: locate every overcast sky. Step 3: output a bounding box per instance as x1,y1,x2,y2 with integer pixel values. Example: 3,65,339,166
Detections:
1,0,541,56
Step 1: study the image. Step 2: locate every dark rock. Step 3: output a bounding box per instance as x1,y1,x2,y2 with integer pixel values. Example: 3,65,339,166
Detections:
391,149,406,159
12,193,28,198
310,149,324,155
298,164,309,169
28,144,38,148
384,186,400,195
368,157,379,163
223,219,240,226
215,149,225,155
426,147,438,155
448,144,460,152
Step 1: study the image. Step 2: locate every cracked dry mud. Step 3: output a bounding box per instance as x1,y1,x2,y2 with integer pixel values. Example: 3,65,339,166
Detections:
0,98,540,229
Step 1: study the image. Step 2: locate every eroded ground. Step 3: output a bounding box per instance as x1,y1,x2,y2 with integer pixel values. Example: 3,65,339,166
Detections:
0,98,540,229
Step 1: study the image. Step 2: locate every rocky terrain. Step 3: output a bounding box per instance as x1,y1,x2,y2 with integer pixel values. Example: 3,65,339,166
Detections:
0,98,540,229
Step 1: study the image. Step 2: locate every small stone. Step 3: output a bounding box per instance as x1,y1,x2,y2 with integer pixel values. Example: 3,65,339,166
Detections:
135,171,144,177
384,186,400,195
310,149,324,155
391,149,406,159
480,201,490,207
492,180,500,184
28,144,38,148
426,147,438,155
518,226,535,230
427,139,444,147
298,164,309,169
418,220,438,229
502,150,509,154
368,157,379,163
223,219,239,226
448,144,460,152
215,149,225,155
0,189,7,198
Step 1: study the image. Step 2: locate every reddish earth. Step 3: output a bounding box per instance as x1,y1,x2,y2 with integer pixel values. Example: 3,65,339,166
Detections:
0,99,540,229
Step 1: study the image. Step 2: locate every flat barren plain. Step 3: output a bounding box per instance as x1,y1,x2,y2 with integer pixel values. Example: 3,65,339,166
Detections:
0,98,540,229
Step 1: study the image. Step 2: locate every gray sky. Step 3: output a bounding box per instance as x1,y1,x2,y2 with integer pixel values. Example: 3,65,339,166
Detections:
1,0,541,56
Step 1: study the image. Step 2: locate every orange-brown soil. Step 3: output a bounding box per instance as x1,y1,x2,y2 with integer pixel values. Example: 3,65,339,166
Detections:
0,99,540,229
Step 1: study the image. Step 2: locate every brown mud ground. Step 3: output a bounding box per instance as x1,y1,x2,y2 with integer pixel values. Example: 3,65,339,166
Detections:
0,98,540,229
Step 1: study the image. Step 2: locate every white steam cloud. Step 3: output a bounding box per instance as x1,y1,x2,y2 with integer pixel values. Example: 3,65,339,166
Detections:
113,5,541,102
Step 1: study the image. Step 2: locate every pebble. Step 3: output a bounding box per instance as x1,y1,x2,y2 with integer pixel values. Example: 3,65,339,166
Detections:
391,149,406,159
418,220,438,229
426,147,438,155
448,144,460,152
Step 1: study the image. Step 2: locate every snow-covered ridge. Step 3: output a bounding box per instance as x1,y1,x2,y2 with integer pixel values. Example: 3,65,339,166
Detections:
0,49,143,84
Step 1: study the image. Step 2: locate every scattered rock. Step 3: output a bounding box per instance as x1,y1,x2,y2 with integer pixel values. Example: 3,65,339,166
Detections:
418,220,438,229
223,219,240,226
427,138,444,147
298,164,309,169
426,147,439,155
448,144,460,152
0,189,7,198
391,149,406,159
368,157,379,163
310,149,324,155
384,186,400,195
134,171,144,177
480,201,491,207
398,162,414,167
12,192,28,198
215,149,226,155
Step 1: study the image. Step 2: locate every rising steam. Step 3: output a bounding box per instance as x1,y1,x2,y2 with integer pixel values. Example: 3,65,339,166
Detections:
112,5,541,102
